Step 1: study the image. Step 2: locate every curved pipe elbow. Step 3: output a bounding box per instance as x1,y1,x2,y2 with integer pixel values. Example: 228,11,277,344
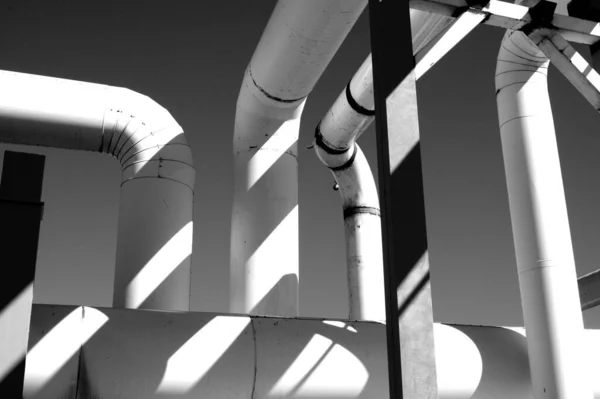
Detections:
496,30,549,92
314,139,379,214
496,31,551,146
102,88,195,192
249,0,367,102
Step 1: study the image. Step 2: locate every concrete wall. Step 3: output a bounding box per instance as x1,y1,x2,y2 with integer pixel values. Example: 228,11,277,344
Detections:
22,305,600,398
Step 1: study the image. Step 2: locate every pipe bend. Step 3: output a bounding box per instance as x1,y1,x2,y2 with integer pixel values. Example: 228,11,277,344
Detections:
103,88,195,192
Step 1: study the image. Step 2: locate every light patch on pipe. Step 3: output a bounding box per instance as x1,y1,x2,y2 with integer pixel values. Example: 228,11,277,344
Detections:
434,324,483,398
268,334,368,398
591,24,600,37
24,307,108,397
246,119,299,190
156,316,251,394
126,221,193,309
245,206,298,312
0,283,33,384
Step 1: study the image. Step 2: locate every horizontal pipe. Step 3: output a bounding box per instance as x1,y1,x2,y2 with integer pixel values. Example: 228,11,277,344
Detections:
24,304,600,399
0,70,195,311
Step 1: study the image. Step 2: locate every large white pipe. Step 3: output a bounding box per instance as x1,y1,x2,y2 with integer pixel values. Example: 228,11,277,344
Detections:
24,304,600,398
495,30,591,398
313,11,453,321
231,0,367,317
0,70,195,311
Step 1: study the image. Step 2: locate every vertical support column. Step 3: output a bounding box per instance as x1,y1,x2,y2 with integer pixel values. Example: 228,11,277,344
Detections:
369,1,438,397
0,151,45,397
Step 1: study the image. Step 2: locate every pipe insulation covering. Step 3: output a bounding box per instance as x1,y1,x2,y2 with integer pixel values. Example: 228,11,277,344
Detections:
23,304,600,398
0,70,195,311
495,30,591,398
313,11,453,321
231,0,367,317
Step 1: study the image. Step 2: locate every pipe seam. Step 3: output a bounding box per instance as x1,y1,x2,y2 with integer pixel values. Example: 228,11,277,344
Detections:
248,67,306,105
329,145,358,172
343,206,380,219
345,81,375,116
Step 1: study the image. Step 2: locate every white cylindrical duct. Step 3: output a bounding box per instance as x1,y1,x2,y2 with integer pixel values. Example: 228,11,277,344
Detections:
495,31,591,398
314,141,384,321
0,70,195,311
25,304,600,399
231,0,367,317
314,10,452,321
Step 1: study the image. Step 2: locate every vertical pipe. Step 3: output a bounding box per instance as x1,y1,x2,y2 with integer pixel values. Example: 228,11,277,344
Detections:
496,30,591,398
231,0,367,317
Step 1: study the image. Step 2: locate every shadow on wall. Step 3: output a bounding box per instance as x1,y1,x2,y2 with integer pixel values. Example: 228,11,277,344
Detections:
18,304,387,398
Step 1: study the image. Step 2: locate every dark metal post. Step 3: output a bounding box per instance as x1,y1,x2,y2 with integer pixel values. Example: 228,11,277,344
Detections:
0,151,45,397
369,0,438,397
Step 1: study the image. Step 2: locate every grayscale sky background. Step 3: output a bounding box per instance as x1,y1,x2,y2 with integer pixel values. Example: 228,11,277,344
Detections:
1,0,599,328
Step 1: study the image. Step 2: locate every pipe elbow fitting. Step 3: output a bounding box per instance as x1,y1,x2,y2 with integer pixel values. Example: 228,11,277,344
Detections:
100,88,195,192
496,30,549,93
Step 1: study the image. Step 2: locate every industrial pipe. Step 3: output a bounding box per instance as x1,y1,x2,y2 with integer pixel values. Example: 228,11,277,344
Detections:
0,70,195,311
231,0,367,317
495,30,591,398
313,11,456,321
24,304,600,398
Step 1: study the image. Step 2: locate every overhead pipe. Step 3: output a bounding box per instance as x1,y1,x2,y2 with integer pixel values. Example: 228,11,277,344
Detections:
495,30,591,398
313,11,457,321
231,0,367,317
0,70,195,311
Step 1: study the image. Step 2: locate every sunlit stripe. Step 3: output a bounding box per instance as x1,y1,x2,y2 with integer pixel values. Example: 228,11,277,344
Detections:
415,10,485,80
245,206,298,311
434,324,482,398
24,307,108,397
483,0,529,20
156,316,251,394
268,333,369,397
268,334,333,397
246,120,299,190
125,222,193,309
0,283,34,384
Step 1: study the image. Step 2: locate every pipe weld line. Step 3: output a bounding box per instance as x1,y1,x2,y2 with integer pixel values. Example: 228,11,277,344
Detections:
248,67,306,104
121,175,194,194
345,81,375,116
329,144,358,171
120,158,195,173
121,142,191,166
499,114,537,129
495,69,548,78
110,116,133,156
343,206,381,219
314,124,351,155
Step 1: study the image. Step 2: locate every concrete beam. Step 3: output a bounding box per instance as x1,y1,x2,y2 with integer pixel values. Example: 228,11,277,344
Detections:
415,9,487,79
409,0,600,45
528,27,600,110
579,270,600,310
369,0,438,397
0,151,45,398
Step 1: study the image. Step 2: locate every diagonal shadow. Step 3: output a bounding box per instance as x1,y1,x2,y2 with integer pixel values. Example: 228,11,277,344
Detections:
230,121,300,315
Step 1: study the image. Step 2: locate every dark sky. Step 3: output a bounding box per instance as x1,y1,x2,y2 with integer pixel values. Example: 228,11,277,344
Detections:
1,0,598,328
